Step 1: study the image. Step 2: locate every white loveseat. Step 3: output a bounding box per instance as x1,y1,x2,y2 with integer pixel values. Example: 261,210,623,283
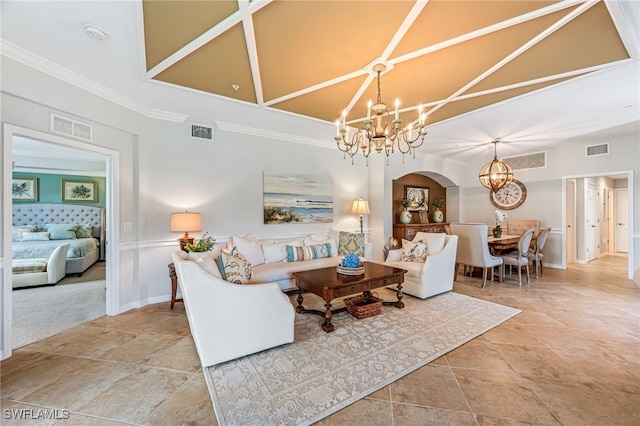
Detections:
384,233,458,299
12,243,70,289
223,232,372,291
171,251,295,367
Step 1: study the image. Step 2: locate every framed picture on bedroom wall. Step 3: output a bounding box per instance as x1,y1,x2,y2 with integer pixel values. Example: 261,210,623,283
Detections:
12,177,38,201
62,180,97,202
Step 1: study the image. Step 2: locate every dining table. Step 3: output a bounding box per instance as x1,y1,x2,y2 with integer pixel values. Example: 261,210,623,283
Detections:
487,234,521,254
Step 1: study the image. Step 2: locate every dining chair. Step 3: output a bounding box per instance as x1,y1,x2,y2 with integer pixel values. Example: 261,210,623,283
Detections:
450,223,503,288
527,227,551,279
500,229,535,286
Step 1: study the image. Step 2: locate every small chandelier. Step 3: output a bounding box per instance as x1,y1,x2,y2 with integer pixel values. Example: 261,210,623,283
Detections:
335,63,427,166
478,140,514,191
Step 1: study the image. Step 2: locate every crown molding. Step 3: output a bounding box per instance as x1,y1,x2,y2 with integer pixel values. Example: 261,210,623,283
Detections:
215,121,330,149
0,39,188,123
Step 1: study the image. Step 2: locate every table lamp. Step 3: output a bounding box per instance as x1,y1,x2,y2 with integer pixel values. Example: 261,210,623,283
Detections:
170,211,202,251
350,197,371,234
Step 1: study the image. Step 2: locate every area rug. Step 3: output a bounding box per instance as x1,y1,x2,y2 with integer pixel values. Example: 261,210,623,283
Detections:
12,280,106,349
203,291,520,425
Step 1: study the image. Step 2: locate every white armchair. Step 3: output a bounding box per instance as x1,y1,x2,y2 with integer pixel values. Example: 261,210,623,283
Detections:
449,223,503,288
384,233,458,299
171,251,295,367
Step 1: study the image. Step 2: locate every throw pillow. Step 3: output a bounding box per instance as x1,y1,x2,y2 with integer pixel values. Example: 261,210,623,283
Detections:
12,225,36,241
262,243,287,264
303,237,337,257
46,224,79,240
412,232,446,254
400,239,429,262
218,247,252,284
232,235,265,266
285,243,331,262
21,232,51,241
338,231,365,256
75,223,93,239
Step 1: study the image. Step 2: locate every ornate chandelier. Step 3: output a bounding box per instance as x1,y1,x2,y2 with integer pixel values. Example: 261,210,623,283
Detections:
335,63,427,166
478,140,514,191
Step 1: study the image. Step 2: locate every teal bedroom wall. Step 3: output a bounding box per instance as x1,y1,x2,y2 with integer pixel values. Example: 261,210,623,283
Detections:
12,172,106,208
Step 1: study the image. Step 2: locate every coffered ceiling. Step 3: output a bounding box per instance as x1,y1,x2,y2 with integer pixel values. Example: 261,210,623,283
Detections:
142,0,631,128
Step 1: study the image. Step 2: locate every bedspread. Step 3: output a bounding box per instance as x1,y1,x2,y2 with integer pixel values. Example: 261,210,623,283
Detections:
13,238,98,259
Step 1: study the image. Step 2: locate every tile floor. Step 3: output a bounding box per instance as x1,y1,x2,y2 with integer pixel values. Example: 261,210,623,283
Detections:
2,255,638,425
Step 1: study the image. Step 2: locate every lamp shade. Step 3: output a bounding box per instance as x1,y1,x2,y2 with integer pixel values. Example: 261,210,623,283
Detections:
350,198,371,215
170,211,202,233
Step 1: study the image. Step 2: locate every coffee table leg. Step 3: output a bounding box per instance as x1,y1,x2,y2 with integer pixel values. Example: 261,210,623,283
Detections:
296,289,305,313
322,302,335,333
395,283,405,308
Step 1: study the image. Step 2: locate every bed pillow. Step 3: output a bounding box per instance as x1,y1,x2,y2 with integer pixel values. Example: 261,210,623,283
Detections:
12,225,36,241
75,224,93,239
46,224,79,240
21,232,51,241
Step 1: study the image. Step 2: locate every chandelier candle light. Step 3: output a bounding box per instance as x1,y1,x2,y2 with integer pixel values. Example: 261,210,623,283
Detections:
335,63,427,166
479,140,514,191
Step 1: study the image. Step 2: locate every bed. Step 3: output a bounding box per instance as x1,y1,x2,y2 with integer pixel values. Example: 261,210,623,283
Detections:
12,203,105,276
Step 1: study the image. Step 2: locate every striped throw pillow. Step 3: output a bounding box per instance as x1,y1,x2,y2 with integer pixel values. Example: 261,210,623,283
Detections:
285,243,331,262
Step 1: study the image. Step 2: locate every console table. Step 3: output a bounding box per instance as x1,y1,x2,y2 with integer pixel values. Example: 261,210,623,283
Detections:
394,223,450,242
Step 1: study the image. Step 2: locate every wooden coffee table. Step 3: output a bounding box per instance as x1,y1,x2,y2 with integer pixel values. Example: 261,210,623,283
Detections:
292,262,406,333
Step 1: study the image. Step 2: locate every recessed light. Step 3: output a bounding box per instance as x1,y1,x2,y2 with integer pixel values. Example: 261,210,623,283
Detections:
83,24,107,41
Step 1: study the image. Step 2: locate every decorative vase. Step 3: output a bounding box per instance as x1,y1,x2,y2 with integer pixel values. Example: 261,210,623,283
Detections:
432,208,444,223
400,208,412,224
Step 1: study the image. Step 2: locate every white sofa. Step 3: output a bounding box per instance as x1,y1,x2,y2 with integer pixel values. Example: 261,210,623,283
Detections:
171,251,295,367
384,233,458,299
12,243,70,289
224,233,372,291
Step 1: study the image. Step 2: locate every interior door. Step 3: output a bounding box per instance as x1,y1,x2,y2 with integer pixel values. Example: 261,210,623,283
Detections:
615,189,629,253
567,180,576,263
586,183,599,262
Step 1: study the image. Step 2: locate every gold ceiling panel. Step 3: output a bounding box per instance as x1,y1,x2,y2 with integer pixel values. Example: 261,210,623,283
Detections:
428,74,586,124
253,0,414,101
154,24,256,104
271,75,368,123
470,2,629,93
392,0,558,58
143,0,238,70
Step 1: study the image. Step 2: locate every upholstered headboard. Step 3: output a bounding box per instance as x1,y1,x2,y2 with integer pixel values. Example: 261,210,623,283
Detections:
12,203,106,259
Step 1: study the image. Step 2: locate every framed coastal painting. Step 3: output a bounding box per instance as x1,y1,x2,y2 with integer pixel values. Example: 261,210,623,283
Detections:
263,171,333,224
12,177,38,201
62,180,97,202
404,185,429,211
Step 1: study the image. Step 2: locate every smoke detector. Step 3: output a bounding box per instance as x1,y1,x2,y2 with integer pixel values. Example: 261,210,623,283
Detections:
83,24,107,41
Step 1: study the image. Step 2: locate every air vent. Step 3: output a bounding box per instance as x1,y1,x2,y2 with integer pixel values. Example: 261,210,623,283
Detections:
503,152,546,170
190,123,214,141
586,143,609,157
50,113,93,141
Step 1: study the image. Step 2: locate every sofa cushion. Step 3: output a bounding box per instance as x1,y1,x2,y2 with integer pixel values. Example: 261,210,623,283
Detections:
400,239,428,262
218,247,252,284
338,231,364,256
384,260,422,278
21,232,50,241
46,223,79,240
285,243,331,262
251,256,342,284
233,235,265,266
412,232,446,254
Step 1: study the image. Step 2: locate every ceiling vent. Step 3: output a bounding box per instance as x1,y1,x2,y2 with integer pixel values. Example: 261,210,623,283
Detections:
50,113,93,141
586,143,609,157
190,123,214,141
503,151,546,170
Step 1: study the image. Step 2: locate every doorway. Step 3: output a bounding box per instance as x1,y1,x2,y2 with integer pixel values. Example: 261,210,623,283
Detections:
2,124,119,359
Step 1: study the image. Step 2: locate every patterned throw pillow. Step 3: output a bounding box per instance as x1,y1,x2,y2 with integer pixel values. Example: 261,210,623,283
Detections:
338,231,365,256
217,247,252,284
285,243,331,262
400,239,429,262
75,224,93,239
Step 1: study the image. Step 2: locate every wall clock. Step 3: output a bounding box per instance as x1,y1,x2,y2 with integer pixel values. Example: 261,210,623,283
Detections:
490,179,527,210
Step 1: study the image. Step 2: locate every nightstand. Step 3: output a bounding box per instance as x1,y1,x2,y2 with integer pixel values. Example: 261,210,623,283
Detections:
168,263,183,309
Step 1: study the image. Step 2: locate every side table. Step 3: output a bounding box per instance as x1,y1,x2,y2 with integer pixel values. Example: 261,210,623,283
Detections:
168,263,183,309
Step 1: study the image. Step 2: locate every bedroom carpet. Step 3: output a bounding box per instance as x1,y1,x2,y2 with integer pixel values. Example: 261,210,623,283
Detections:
12,279,106,349
204,291,520,425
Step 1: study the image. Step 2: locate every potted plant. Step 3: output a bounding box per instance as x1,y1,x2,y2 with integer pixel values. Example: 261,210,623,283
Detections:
493,210,507,237
400,198,412,224
184,232,217,253
431,196,444,223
